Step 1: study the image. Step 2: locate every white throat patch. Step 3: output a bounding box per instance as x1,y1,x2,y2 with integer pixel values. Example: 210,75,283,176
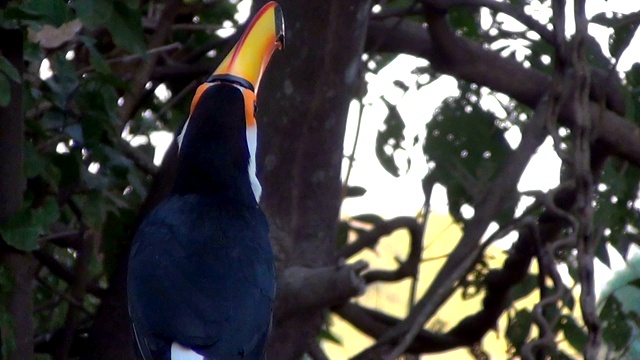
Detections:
246,124,262,202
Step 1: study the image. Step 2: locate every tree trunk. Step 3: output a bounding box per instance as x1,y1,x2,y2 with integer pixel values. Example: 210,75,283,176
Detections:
0,22,33,360
255,0,371,358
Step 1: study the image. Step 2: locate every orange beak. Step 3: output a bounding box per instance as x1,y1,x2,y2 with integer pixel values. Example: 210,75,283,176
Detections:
208,1,285,94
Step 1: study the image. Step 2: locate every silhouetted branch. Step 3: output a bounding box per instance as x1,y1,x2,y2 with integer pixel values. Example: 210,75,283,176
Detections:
365,17,639,168
38,231,82,250
340,217,419,259
33,250,104,298
307,342,330,360
52,231,92,359
570,1,602,357
420,0,554,45
115,138,158,176
362,218,423,284
275,261,368,318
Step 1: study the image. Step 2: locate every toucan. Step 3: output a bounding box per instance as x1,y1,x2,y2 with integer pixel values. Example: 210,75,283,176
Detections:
127,3,284,359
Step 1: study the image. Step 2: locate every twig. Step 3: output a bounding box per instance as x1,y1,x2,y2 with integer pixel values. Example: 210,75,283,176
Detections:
362,218,422,284
77,43,183,74
342,91,366,191
521,228,566,359
340,217,419,260
117,0,183,130
115,137,158,176
38,231,82,250
33,250,104,298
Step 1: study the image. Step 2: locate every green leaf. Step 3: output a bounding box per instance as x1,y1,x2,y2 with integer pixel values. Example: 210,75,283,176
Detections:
375,98,406,177
345,185,367,198
44,53,79,108
0,3,44,24
78,36,111,74
318,328,342,345
601,296,632,351
509,274,537,302
50,152,82,188
424,83,515,224
119,0,139,10
74,0,114,29
0,56,20,83
22,0,70,26
33,197,60,228
505,309,532,351
609,21,638,60
0,210,40,251
0,198,59,251
0,73,10,107
561,315,587,354
24,141,47,178
74,191,105,230
105,1,146,55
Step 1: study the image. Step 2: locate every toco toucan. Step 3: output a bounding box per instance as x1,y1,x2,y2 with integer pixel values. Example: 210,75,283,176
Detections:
127,3,284,359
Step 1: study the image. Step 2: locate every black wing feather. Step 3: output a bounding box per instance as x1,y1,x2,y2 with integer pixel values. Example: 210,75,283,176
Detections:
128,194,274,359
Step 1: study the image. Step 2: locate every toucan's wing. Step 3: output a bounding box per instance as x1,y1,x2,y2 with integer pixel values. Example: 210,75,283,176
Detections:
128,195,274,359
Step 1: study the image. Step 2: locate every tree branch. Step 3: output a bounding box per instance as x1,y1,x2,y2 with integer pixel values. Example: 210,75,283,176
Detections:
117,0,183,129
275,261,368,318
33,250,104,298
115,138,158,176
340,217,419,259
366,18,639,168
344,149,607,356
420,0,555,45
371,21,555,355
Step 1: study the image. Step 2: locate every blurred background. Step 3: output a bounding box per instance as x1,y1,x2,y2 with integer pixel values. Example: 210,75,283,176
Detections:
1,0,640,359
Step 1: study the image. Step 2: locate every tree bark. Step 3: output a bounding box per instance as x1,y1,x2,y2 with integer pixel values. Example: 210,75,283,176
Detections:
254,0,371,358
0,22,33,360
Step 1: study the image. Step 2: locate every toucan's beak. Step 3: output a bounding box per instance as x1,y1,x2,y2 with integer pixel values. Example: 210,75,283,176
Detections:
208,1,284,94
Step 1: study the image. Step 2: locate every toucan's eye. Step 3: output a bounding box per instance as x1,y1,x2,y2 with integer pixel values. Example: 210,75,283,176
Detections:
253,102,258,115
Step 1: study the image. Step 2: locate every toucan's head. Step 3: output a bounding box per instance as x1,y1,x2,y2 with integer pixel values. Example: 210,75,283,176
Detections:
173,2,284,204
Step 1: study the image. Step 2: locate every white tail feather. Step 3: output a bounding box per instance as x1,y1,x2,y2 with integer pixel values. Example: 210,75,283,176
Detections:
171,342,204,360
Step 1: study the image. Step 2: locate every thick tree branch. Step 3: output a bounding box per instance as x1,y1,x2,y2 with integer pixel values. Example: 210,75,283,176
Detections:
275,261,368,318
421,0,555,45
366,19,640,168
0,20,33,360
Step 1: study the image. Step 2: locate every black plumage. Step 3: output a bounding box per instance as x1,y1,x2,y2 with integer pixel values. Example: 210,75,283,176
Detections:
127,84,275,360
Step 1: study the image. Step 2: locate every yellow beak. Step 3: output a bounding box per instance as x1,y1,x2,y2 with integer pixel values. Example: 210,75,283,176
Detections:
208,1,285,93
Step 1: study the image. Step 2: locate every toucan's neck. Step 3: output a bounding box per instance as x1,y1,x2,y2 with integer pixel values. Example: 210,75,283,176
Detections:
171,157,258,207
